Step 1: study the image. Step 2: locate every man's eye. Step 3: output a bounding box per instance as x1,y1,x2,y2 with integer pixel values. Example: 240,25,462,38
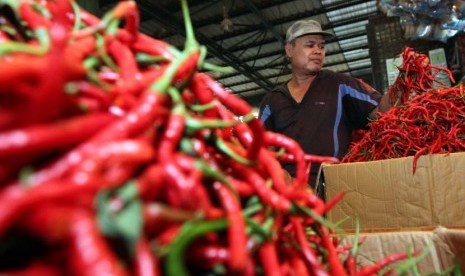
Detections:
306,43,325,49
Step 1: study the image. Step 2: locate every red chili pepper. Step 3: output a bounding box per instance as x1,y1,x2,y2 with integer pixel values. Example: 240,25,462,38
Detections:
412,147,428,174
163,160,202,211
229,161,291,211
291,218,327,276
345,254,357,275
228,177,255,197
20,23,73,127
320,226,347,276
281,247,310,276
188,73,217,118
131,33,175,60
172,49,201,86
72,81,115,110
157,112,186,162
0,30,10,43
75,6,101,26
321,192,346,215
185,244,229,270
200,73,264,160
0,179,100,236
67,210,129,276
137,165,166,202
113,67,168,97
155,224,182,246
64,35,97,78
277,152,339,164
134,236,161,276
258,149,293,196
258,241,281,276
69,139,156,185
0,56,71,130
22,205,128,276
290,252,310,275
0,113,115,161
257,148,325,212
213,182,248,273
108,0,139,40
18,3,51,30
107,38,139,80
264,131,307,190
24,90,166,185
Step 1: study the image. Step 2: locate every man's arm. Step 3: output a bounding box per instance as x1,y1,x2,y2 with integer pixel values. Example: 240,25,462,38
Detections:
369,92,395,120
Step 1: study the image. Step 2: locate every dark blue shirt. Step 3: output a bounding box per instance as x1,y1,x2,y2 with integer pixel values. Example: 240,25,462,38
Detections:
259,70,382,184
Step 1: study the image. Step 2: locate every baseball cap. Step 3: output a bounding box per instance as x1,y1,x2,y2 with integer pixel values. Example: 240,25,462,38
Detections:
285,19,334,42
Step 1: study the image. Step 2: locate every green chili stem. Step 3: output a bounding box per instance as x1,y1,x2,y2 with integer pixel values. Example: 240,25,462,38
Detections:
194,159,227,184
83,56,111,90
71,1,82,32
242,202,262,217
202,63,235,74
274,147,287,158
146,203,196,222
245,217,270,240
165,219,228,276
214,136,254,165
180,0,198,52
188,100,217,112
0,28,49,55
150,47,195,94
0,0,19,10
168,87,182,104
179,138,196,156
350,216,360,257
149,0,200,94
392,244,431,275
135,53,169,64
185,117,240,134
292,203,342,235
106,19,119,36
96,33,119,72
30,2,51,19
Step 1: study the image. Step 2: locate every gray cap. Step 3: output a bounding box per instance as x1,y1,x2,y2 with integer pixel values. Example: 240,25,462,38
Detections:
285,19,334,42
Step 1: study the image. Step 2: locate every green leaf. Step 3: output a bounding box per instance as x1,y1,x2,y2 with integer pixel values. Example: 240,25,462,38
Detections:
97,180,143,254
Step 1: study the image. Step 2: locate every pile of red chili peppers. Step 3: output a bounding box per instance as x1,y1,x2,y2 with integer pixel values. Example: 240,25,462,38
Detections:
343,47,464,172
0,1,424,275
387,46,454,106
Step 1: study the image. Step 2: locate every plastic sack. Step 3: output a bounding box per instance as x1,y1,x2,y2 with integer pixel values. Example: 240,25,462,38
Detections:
379,0,465,42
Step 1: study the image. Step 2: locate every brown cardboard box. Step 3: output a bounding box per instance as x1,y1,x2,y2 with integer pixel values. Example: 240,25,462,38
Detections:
339,227,465,274
322,152,465,231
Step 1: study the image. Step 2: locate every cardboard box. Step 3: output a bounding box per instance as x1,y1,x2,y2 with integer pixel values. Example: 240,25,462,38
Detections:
339,227,465,275
322,152,465,231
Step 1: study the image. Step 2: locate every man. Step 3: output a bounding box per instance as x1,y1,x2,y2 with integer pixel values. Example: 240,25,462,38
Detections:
259,19,393,188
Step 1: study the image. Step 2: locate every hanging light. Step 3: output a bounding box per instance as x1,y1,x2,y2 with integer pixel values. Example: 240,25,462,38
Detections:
220,5,233,32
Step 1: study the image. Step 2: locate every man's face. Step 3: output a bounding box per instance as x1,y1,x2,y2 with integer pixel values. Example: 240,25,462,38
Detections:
285,34,326,75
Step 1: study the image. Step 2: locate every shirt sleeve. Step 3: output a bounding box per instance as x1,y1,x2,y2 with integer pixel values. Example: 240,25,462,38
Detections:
341,77,383,129
258,93,275,131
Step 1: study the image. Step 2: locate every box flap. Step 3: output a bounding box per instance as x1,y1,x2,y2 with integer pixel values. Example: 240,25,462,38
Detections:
340,227,465,274
323,152,465,230
434,226,465,274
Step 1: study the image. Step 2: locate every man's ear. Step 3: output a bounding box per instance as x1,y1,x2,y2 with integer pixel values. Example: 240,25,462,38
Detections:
284,43,293,59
